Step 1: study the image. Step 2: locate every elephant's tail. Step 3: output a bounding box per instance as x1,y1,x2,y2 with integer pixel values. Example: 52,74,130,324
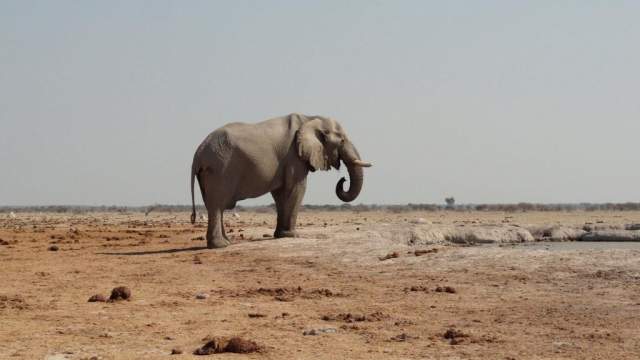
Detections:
190,160,197,225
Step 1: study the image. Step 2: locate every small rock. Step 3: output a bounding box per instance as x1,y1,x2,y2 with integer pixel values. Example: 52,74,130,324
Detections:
109,286,131,301
248,313,266,318
303,328,337,336
88,294,107,302
443,328,468,345
48,245,59,251
194,339,223,355
225,337,260,353
195,293,209,300
379,252,399,261
170,348,183,355
414,248,438,256
390,333,417,342
194,337,260,355
262,234,270,238
406,285,429,292
435,286,456,293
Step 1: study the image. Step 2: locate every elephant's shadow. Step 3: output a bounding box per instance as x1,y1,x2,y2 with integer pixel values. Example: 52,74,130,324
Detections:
96,246,209,256
96,235,290,255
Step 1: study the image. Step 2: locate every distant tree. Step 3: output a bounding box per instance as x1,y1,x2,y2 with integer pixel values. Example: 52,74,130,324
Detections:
445,197,455,208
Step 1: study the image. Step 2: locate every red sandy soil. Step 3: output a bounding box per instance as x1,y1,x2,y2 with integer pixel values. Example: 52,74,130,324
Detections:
1,210,639,359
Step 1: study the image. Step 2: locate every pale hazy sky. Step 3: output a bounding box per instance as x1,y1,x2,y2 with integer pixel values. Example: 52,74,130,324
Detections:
1,1,639,206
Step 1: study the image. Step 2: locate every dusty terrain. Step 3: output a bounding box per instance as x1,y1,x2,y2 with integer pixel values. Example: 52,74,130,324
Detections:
1,210,639,359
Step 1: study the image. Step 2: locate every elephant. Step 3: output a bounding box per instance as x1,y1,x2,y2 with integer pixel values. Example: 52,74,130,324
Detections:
190,113,372,249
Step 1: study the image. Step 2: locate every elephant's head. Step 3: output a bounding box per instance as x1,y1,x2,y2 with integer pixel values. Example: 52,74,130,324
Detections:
295,114,372,202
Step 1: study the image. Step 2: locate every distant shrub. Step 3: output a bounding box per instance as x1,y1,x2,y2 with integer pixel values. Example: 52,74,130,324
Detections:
445,197,455,208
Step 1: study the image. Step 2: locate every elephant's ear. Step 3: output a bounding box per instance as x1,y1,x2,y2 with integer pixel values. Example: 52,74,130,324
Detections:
296,117,329,171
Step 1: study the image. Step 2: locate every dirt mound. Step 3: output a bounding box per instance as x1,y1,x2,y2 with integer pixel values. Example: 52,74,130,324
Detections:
582,223,625,232
389,225,535,245
109,286,132,301
194,337,260,355
527,226,587,241
445,226,534,244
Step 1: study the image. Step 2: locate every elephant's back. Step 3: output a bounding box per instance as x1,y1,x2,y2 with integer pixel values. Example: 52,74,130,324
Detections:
197,115,299,163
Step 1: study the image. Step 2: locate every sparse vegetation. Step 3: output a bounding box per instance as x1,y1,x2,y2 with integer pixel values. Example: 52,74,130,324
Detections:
3,202,640,214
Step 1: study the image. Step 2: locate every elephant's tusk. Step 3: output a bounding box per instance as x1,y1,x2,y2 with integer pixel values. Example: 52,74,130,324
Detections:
353,160,372,167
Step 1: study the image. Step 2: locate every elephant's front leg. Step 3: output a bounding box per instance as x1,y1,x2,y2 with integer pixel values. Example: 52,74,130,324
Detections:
272,179,307,238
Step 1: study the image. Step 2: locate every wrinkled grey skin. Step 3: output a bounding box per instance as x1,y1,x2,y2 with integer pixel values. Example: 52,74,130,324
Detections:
190,113,372,249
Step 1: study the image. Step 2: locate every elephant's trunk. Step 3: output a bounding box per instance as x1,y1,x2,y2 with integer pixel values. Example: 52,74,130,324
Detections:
336,140,370,203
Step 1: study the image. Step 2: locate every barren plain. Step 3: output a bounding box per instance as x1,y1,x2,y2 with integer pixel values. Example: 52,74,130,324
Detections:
1,210,639,359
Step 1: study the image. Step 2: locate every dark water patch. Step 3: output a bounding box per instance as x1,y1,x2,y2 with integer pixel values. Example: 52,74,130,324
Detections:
504,241,640,252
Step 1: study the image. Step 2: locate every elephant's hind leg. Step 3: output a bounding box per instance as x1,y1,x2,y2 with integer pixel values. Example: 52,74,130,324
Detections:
199,168,230,249
206,208,230,249
221,211,230,241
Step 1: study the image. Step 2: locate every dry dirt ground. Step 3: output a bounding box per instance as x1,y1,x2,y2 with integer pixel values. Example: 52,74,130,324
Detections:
1,210,639,359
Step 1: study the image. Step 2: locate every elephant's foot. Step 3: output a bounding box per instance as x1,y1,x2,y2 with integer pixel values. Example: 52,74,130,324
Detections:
206,237,230,249
274,229,298,238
